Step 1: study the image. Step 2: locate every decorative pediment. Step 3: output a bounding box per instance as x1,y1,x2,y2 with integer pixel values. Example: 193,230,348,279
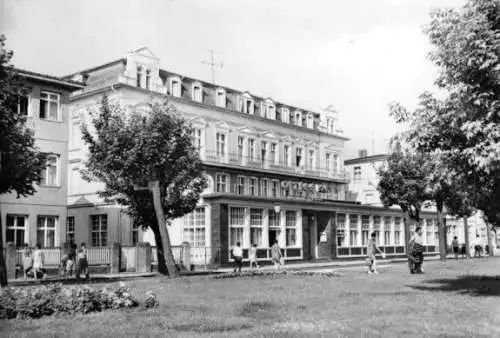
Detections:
129,46,158,59
260,130,280,139
188,115,208,127
237,126,258,134
214,120,232,131
241,91,253,99
282,135,294,143
264,97,274,104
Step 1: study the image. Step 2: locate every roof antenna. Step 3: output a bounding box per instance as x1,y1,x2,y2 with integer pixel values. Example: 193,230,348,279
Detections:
202,49,223,85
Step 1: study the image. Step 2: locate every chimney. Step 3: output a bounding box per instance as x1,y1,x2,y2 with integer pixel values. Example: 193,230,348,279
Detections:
358,149,368,158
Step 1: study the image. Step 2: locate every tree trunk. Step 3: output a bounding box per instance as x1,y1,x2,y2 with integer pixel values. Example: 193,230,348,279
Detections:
0,205,7,287
487,225,495,257
463,217,470,258
149,180,179,277
150,223,168,275
437,204,447,261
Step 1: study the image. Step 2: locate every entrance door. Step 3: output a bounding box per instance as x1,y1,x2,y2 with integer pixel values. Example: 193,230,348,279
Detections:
308,214,318,259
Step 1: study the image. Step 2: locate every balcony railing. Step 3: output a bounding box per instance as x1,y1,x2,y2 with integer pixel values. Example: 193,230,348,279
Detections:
203,149,349,182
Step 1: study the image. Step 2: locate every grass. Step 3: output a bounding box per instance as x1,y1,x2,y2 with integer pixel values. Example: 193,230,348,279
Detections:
2,258,500,337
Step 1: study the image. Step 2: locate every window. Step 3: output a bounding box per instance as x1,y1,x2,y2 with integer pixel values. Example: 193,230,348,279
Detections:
66,216,75,245
285,211,297,247
361,215,370,245
237,176,246,195
216,89,226,107
325,153,331,172
373,216,382,245
136,66,142,87
295,112,302,126
333,154,339,173
248,139,255,160
216,174,228,192
261,141,267,163
296,147,303,167
131,222,140,245
241,98,254,114
216,133,226,158
353,166,362,180
37,216,57,247
281,108,289,123
249,178,257,196
270,143,277,164
269,209,281,246
336,213,346,247
40,91,60,120
349,214,359,246
183,207,206,247
394,217,402,245
307,113,314,129
250,209,263,247
261,179,268,197
384,216,392,245
265,104,275,119
234,136,242,161
6,215,27,247
301,113,307,127
145,69,151,90
192,128,202,150
230,207,245,247
91,215,108,247
18,95,29,116
284,145,290,167
40,154,59,186
271,180,279,198
192,84,202,102
308,149,315,169
170,79,181,97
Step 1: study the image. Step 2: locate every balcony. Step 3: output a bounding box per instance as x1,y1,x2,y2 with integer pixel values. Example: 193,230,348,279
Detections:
203,149,349,182
206,183,344,203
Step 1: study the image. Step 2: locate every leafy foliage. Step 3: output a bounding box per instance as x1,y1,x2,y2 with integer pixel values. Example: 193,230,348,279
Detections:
0,282,150,320
387,0,500,226
81,96,207,274
0,34,46,197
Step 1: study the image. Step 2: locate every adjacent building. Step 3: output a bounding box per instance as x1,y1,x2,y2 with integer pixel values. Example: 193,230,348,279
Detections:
0,69,84,248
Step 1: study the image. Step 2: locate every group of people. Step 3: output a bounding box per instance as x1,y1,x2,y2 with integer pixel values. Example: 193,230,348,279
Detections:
367,227,425,275
22,242,90,281
231,239,284,273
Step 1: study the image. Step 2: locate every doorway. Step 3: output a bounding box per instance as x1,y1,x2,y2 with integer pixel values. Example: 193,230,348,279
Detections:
304,213,317,259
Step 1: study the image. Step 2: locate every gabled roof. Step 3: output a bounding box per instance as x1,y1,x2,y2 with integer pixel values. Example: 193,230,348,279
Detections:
344,154,389,165
16,68,85,90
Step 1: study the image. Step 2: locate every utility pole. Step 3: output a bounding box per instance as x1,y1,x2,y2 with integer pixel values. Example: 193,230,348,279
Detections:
202,49,223,85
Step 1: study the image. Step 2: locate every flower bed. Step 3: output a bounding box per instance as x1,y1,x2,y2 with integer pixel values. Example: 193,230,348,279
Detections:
212,270,341,279
0,282,159,320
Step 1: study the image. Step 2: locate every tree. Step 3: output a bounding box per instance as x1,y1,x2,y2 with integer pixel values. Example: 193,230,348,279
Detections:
377,145,434,247
81,96,207,276
388,0,499,254
0,35,46,286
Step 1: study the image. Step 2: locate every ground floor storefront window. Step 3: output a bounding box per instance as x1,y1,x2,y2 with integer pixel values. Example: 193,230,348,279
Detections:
6,214,28,247
183,207,206,247
37,216,57,247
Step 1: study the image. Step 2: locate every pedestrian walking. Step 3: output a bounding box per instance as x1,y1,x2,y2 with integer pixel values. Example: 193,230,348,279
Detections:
249,243,259,270
271,240,283,272
76,242,89,281
22,249,33,280
232,242,243,273
452,236,460,260
33,244,47,280
366,232,385,274
409,227,425,274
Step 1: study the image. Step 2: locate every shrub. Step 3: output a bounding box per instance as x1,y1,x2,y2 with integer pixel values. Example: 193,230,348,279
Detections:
0,282,152,320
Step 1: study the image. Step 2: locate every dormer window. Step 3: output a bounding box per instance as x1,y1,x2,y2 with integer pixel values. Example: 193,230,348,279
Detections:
295,111,302,126
145,70,151,90
264,100,275,120
136,66,143,87
240,96,254,115
301,113,307,127
169,77,181,97
216,88,226,108
307,113,314,129
192,82,203,102
281,107,289,123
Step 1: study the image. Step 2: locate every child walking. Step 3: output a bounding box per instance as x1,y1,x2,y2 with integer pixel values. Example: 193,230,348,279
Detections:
367,232,385,274
249,243,259,270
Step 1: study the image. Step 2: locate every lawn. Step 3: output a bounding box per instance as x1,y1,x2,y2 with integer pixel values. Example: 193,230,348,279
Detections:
2,258,500,337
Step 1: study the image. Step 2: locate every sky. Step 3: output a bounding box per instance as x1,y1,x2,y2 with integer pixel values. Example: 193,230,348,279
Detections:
1,0,465,159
